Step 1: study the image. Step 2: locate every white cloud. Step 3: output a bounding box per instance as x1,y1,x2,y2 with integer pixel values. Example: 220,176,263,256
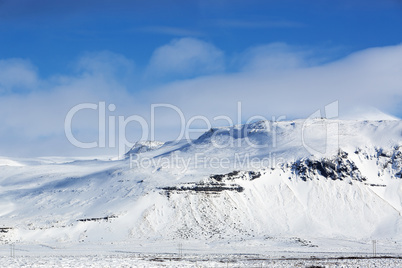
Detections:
75,50,135,79
147,44,402,123
146,38,224,79
0,59,38,93
235,43,311,72
0,52,141,157
0,43,401,157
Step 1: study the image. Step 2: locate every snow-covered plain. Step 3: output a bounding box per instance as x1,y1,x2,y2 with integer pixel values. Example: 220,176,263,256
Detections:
1,119,402,266
1,254,402,267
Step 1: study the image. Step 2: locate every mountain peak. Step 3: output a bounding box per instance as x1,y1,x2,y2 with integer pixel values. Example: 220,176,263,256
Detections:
125,140,165,156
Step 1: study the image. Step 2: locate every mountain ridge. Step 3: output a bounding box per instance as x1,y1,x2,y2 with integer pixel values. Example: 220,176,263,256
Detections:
0,119,402,254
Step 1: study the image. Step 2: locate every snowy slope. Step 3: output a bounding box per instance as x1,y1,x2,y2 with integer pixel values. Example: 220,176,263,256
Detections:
0,119,402,254
125,140,165,156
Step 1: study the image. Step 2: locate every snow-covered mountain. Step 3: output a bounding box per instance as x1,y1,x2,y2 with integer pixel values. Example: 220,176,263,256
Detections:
125,140,165,156
1,119,402,254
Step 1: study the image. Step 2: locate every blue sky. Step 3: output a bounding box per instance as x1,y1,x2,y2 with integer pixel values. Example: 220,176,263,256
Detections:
0,0,402,156
1,0,402,77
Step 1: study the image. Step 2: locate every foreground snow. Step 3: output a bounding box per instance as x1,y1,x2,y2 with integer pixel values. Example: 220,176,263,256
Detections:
1,254,402,268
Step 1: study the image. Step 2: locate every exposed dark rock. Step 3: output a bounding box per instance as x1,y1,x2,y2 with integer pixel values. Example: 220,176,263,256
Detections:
162,182,244,195
291,150,366,182
209,170,260,182
0,227,12,233
364,183,386,187
249,171,261,180
77,215,117,222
